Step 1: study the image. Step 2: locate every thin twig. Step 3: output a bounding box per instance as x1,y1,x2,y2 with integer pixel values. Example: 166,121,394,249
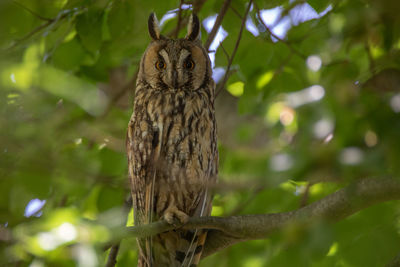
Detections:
106,244,120,267
299,182,312,208
268,0,305,30
285,4,337,44
365,42,376,73
12,0,52,21
219,41,230,61
100,69,138,118
205,0,232,51
6,9,72,50
105,195,132,267
229,5,243,20
215,0,253,96
167,16,189,37
174,0,185,38
192,0,207,14
274,51,293,76
255,4,306,59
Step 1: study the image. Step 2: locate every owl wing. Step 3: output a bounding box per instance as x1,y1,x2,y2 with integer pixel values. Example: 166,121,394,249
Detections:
127,110,159,266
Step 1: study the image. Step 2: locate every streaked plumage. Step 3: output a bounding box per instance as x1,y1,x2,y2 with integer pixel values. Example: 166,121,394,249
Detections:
126,13,218,267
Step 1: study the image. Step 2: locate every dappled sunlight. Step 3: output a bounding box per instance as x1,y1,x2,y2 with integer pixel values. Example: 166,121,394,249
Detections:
73,244,98,267
279,106,295,126
24,199,46,218
270,153,293,172
256,71,274,89
306,55,322,72
2,44,40,90
203,14,228,68
212,66,225,83
211,206,224,217
259,6,291,40
37,223,77,251
390,94,400,113
313,119,334,140
2,0,400,265
339,147,364,166
38,66,109,116
1,42,109,116
364,130,378,147
327,242,338,256
286,85,325,107
227,81,244,97
265,102,297,135
258,3,332,40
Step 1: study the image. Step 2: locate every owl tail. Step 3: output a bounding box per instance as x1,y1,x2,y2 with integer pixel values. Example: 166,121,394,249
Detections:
160,229,207,267
137,229,207,267
174,229,207,267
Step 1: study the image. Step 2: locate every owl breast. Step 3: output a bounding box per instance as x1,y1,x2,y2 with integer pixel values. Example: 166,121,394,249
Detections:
135,86,217,219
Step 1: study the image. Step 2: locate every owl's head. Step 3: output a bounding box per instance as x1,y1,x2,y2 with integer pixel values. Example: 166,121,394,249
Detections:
139,13,212,92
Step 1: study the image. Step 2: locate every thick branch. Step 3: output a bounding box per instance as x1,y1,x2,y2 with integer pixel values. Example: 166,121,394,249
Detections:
121,178,400,258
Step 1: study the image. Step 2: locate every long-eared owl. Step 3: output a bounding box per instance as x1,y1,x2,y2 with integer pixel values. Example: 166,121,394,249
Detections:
126,13,218,267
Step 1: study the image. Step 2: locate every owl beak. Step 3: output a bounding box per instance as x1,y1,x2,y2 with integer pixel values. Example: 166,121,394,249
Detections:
171,70,178,89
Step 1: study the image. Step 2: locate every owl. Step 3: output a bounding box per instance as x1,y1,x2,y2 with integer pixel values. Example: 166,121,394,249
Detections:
126,13,218,267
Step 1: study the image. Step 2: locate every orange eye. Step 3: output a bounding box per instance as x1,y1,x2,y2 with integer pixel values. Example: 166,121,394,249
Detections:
155,60,166,70
184,59,195,70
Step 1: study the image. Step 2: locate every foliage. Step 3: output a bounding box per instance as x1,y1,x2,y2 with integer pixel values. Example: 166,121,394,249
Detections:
1,0,400,266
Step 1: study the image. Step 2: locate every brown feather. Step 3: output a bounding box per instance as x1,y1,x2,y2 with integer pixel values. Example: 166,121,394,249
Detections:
127,13,217,267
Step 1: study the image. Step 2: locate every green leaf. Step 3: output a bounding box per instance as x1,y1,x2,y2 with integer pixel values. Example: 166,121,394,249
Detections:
306,0,331,13
76,9,104,53
52,37,86,70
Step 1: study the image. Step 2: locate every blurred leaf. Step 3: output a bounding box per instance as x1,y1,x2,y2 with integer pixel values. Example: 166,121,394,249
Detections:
1,0,400,266
76,9,104,53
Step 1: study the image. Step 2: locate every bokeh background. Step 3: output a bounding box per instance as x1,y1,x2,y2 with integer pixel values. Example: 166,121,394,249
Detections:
1,0,400,266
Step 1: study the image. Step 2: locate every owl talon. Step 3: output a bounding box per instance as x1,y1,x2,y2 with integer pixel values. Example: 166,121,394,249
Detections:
163,208,189,225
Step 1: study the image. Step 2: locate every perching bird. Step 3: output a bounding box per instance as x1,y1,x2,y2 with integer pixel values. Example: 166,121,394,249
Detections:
126,13,218,267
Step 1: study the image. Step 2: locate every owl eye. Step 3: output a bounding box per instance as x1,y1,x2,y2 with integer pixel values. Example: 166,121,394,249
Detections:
155,60,166,70
184,59,195,70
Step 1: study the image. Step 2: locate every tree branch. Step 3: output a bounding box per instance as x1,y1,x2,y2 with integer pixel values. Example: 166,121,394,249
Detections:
105,244,120,267
174,0,185,39
255,4,306,60
204,0,232,51
12,0,52,21
6,9,74,50
215,0,253,96
105,195,132,267
119,177,400,258
192,0,207,14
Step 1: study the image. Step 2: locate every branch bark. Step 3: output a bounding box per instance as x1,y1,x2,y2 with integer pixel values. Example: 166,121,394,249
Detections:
105,244,120,267
204,0,232,51
119,177,400,258
215,0,253,96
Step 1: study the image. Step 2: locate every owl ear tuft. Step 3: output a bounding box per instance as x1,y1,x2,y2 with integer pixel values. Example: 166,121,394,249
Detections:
148,13,162,40
186,13,200,41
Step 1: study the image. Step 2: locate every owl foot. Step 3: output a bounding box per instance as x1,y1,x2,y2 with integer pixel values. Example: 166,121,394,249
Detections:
162,207,189,226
